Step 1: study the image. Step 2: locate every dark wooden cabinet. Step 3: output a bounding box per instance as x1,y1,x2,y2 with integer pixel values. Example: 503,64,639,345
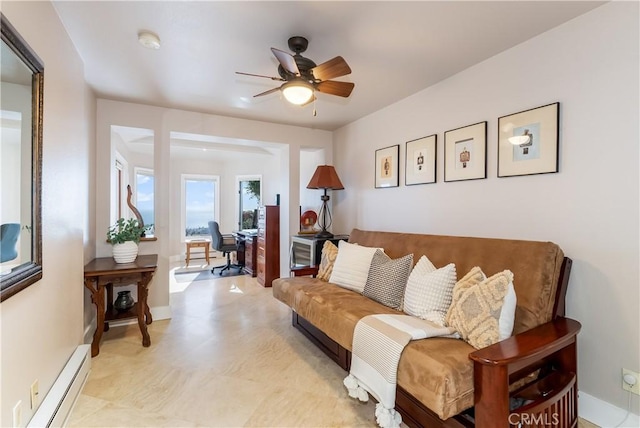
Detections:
257,205,280,287
243,234,257,277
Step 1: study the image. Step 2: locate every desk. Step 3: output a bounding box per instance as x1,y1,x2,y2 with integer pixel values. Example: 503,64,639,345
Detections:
185,240,210,266
233,230,258,277
84,254,157,357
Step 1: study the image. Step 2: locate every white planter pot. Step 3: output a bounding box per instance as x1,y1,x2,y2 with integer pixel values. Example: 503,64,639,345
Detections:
112,241,139,263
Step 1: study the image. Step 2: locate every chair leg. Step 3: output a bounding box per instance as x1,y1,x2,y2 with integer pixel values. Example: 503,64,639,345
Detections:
211,251,230,274
211,251,243,275
219,252,233,275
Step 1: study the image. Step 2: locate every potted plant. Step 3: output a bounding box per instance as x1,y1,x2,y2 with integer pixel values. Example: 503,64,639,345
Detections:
107,218,145,263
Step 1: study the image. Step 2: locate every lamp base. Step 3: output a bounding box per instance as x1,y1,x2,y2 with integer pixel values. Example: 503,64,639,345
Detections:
314,230,334,239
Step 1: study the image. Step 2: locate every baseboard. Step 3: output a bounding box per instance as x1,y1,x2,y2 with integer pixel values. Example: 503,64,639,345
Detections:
151,305,172,321
579,391,639,427
27,345,91,427
83,318,95,344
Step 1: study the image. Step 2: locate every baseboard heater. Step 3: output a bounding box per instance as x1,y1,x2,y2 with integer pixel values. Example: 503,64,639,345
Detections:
28,344,91,427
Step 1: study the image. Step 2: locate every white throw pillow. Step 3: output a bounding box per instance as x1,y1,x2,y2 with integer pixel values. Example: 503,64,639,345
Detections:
329,241,381,293
499,281,517,340
403,255,457,326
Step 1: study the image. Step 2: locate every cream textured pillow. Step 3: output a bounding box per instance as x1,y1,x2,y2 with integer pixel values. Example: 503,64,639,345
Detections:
317,240,339,281
447,270,514,349
403,255,457,326
329,240,381,293
363,250,413,310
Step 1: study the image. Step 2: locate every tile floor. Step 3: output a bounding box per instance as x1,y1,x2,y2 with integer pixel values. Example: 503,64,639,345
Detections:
68,265,599,427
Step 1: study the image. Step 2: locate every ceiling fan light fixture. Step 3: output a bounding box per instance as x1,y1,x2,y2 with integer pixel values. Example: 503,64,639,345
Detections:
282,80,314,105
138,31,161,50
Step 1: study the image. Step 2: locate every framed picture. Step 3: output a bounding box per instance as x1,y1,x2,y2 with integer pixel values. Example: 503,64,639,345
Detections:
405,135,436,185
375,145,399,188
444,121,487,182
498,102,559,177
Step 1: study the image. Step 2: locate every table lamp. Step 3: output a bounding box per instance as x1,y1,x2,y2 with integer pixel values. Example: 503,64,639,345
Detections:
306,165,344,238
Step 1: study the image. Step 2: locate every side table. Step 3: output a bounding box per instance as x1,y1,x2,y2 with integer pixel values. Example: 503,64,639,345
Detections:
83,254,158,357
185,240,210,266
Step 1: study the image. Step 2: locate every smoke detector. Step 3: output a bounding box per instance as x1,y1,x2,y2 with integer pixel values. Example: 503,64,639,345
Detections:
138,31,160,50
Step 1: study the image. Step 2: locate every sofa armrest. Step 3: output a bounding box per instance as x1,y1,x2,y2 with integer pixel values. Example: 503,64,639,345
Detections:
469,317,581,369
291,265,319,277
469,317,581,427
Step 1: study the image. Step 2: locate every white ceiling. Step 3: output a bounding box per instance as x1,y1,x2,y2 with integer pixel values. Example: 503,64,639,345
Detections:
53,1,604,133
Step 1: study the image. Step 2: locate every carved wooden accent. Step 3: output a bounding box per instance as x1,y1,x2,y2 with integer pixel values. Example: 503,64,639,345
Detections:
127,184,144,228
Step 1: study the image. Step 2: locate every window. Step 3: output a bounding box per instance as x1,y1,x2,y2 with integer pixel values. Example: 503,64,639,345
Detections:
135,168,154,234
182,174,219,240
237,176,261,230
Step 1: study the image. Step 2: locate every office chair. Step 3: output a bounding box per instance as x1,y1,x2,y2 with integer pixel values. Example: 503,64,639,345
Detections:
1,223,21,263
208,221,242,275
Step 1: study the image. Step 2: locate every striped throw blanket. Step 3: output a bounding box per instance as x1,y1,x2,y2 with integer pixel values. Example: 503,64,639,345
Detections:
343,315,456,428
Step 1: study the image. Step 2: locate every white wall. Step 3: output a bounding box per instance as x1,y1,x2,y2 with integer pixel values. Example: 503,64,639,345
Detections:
0,1,95,426
333,1,639,420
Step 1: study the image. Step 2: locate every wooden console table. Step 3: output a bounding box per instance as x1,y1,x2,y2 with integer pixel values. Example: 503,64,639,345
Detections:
83,254,157,357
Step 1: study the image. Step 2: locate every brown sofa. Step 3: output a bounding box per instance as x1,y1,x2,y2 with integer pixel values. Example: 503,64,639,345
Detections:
272,229,581,427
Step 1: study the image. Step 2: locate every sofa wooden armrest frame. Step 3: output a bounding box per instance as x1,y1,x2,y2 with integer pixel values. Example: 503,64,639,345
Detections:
469,317,581,428
290,265,319,277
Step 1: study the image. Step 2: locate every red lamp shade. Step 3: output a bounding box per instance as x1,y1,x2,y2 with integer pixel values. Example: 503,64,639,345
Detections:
306,165,344,190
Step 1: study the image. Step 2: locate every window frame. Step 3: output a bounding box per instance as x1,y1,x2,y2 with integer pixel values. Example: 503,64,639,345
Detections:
236,175,262,230
133,166,155,229
181,173,220,242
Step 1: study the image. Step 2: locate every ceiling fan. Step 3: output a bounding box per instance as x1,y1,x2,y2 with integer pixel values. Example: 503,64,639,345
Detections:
236,36,354,106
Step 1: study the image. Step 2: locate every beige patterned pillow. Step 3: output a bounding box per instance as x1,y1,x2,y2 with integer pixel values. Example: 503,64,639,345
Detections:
317,240,339,281
446,266,485,324
447,270,514,349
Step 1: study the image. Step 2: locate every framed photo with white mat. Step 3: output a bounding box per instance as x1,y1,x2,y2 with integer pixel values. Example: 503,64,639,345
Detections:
375,145,399,188
444,121,487,182
405,134,436,186
498,102,560,177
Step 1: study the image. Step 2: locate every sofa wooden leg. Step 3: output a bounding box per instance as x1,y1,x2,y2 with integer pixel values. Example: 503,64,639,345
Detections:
474,364,510,427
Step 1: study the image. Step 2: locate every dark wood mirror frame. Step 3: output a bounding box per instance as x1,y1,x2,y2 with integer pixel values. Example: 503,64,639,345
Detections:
1,13,44,301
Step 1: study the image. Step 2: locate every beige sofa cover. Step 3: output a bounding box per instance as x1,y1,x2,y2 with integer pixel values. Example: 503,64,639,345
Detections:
272,229,566,420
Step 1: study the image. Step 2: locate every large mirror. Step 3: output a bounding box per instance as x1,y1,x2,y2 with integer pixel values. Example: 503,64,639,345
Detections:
0,14,43,301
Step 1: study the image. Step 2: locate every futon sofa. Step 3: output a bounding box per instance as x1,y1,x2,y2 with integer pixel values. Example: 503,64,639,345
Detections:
272,229,581,427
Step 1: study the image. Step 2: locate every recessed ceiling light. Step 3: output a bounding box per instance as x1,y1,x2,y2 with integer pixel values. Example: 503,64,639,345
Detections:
138,31,160,50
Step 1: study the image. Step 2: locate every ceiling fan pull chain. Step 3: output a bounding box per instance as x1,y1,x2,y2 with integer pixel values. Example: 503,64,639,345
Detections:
313,97,317,117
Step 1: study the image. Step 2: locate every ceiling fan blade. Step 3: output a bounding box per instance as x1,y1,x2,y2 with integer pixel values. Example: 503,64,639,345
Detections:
311,56,352,81
253,87,281,98
236,71,284,81
316,80,355,98
271,47,300,75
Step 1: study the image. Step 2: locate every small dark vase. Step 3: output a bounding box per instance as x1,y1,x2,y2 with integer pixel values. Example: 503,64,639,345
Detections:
114,290,135,313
